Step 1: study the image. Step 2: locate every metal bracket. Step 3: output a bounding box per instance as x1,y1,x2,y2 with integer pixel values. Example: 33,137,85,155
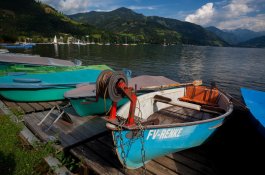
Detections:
37,103,70,131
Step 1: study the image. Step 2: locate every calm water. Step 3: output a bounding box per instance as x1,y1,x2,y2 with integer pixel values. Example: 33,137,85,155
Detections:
9,44,265,174
20,44,264,98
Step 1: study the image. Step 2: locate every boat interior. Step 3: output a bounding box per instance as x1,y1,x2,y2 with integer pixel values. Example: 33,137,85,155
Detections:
146,86,230,126
116,85,231,127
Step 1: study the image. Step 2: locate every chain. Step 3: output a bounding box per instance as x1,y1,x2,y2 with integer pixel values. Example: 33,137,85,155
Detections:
114,118,127,174
135,100,146,175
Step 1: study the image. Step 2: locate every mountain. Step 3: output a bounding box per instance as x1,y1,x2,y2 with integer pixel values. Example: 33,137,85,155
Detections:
69,7,228,46
0,0,100,42
224,29,265,43
238,36,265,48
206,26,265,45
206,26,239,45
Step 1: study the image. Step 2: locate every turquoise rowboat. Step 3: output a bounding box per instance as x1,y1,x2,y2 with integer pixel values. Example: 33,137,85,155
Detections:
0,53,76,66
241,88,265,137
0,68,111,102
64,75,177,116
0,64,111,76
105,85,233,169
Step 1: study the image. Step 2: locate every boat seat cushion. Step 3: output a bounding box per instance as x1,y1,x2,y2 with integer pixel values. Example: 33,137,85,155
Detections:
179,85,219,106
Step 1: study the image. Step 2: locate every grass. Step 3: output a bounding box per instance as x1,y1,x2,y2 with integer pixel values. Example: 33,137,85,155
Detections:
0,115,55,175
0,112,81,174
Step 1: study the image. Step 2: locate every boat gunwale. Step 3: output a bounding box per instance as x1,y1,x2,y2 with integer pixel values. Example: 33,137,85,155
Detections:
106,91,234,130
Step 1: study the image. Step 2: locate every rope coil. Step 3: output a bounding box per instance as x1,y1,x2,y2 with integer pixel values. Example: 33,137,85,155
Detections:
96,70,128,102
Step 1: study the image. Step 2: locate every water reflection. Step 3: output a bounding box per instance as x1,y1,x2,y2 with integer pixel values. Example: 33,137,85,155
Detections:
28,44,265,97
53,44,58,57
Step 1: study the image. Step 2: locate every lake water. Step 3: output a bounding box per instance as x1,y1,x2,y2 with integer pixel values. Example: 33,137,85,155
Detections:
21,44,264,98
9,44,265,174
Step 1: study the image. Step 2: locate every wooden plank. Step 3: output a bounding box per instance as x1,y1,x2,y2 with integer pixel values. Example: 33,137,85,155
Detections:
37,102,53,110
145,161,179,175
178,149,212,166
20,127,40,146
28,103,45,111
50,109,109,149
17,102,35,113
48,101,58,106
2,100,21,113
44,156,72,175
166,153,215,175
38,111,78,147
2,99,17,108
29,110,107,149
154,155,204,175
85,139,152,175
71,145,123,175
24,113,51,141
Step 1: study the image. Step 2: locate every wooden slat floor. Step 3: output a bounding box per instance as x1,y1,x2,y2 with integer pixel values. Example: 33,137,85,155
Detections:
0,97,65,114
23,108,218,175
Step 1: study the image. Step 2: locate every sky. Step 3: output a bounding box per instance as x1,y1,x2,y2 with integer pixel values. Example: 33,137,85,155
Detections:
39,0,265,31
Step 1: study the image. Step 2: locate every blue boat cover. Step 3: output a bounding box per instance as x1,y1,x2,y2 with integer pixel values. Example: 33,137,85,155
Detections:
0,69,101,89
241,88,265,127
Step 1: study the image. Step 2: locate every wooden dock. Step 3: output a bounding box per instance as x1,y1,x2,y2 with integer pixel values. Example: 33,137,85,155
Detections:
0,98,65,114
1,100,219,175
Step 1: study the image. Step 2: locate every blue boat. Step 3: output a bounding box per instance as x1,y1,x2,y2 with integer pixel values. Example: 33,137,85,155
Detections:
0,69,104,102
241,88,265,136
105,85,233,169
3,43,35,49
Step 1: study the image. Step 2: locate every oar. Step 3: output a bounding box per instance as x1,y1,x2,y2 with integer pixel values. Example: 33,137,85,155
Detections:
210,82,248,111
153,95,224,115
140,80,202,91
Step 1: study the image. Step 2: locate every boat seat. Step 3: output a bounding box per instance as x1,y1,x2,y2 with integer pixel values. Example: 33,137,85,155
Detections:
179,85,220,106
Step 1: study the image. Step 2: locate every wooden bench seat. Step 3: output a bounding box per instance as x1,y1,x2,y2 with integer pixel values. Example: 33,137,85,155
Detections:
179,85,220,106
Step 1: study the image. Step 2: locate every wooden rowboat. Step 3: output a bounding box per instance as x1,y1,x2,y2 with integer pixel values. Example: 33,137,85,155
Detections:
64,75,177,116
106,85,233,169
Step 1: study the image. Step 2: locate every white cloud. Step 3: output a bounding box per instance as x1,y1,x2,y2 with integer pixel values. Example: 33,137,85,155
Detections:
38,0,118,14
223,0,253,17
128,6,156,10
185,0,265,31
217,14,265,31
185,3,215,26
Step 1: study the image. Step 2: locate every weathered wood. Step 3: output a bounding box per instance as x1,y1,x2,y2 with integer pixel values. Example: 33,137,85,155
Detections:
178,149,212,166
22,109,217,175
24,113,51,141
154,156,202,175
166,153,215,175
37,102,53,110
2,99,17,108
16,102,35,113
28,103,45,111
71,145,123,175
44,155,72,175
20,127,40,146
145,160,179,175
85,139,152,175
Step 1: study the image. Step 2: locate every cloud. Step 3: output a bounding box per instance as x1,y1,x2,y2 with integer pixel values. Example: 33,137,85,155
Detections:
223,0,253,17
128,6,156,10
185,0,265,31
217,14,265,31
185,3,215,26
38,0,118,14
